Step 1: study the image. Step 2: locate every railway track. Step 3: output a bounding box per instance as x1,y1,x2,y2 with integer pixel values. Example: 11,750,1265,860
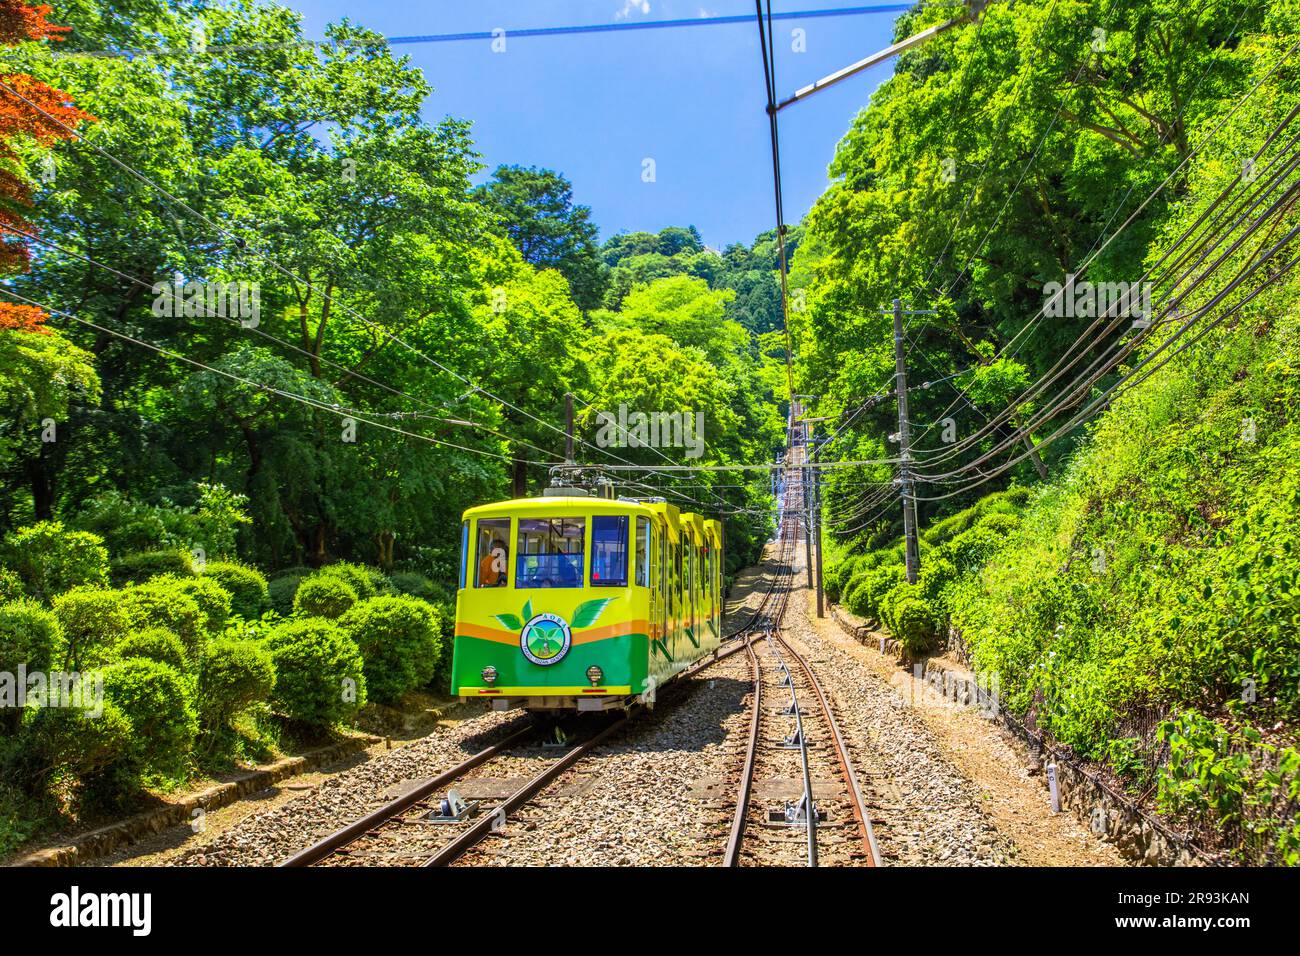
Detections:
723,460,881,867
280,544,793,868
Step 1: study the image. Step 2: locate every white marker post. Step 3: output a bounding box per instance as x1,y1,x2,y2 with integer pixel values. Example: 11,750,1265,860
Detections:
1046,762,1060,812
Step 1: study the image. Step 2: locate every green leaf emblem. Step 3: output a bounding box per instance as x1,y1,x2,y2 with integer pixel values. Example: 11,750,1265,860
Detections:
571,598,613,628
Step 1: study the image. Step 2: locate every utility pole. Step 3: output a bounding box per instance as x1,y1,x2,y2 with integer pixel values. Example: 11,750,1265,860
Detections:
801,417,814,589
893,299,920,585
812,449,825,618
564,391,575,466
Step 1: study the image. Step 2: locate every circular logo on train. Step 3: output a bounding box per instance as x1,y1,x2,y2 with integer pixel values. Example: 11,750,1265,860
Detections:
519,612,572,666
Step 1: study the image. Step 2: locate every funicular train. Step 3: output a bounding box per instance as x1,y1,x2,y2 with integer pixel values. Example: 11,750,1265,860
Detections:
450,487,722,711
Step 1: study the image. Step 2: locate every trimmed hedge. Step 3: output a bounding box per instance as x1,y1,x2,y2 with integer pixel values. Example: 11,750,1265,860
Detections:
101,658,198,774
293,575,358,620
52,586,131,671
311,562,376,601
121,581,206,660
263,618,366,726
0,600,62,676
159,574,232,634
338,596,442,704
23,699,133,780
267,574,305,616
116,628,188,673
3,521,109,601
203,562,268,619
110,549,196,586
198,638,275,729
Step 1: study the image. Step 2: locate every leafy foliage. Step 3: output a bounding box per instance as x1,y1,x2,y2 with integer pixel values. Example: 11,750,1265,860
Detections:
264,618,366,727
337,595,441,704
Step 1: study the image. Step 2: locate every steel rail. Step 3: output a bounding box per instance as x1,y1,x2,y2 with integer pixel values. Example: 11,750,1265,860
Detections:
723,638,763,866
277,723,538,867
773,629,881,866
724,476,801,865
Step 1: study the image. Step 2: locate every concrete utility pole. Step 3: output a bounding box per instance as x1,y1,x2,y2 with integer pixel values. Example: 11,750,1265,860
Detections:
564,392,575,466
812,451,825,618
893,299,921,585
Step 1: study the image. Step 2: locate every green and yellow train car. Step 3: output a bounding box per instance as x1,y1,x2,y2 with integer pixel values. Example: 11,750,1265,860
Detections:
450,494,723,711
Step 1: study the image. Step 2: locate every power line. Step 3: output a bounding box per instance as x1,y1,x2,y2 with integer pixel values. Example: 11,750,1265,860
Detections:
0,285,560,466
39,5,945,61
905,32,1300,461
0,220,567,465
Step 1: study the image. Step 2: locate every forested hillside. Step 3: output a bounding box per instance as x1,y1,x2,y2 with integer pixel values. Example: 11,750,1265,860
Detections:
805,0,1300,862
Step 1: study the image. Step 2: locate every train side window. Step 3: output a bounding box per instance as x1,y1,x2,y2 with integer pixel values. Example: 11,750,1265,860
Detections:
634,517,649,588
475,518,510,588
516,517,585,588
459,520,469,590
590,515,629,587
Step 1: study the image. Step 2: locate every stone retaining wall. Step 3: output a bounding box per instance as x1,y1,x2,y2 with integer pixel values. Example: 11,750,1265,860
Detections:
11,734,378,867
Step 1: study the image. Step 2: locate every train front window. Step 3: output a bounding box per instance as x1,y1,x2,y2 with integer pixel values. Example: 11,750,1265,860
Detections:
591,515,629,587
516,518,585,589
475,518,510,588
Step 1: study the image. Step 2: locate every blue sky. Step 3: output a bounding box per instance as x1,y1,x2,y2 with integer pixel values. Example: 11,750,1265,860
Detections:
283,1,905,249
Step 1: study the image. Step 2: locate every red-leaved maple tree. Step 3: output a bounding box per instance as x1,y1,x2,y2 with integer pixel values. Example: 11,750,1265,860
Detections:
0,1,93,330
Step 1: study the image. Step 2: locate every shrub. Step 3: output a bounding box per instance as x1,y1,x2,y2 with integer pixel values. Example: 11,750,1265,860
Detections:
850,564,905,621
0,602,62,735
0,600,61,675
109,549,195,586
3,521,109,601
101,658,198,773
294,575,358,620
312,562,376,600
203,562,268,619
116,628,188,672
71,490,170,555
52,586,130,670
22,699,133,781
976,512,1021,537
947,525,1007,572
917,556,959,608
842,576,871,618
121,581,205,660
198,638,275,729
881,583,937,657
271,565,314,580
0,568,23,602
264,618,366,726
158,574,231,634
267,574,305,617
338,596,442,704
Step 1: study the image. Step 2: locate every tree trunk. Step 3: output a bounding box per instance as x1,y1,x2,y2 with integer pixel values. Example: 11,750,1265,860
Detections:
512,458,527,498
28,442,55,521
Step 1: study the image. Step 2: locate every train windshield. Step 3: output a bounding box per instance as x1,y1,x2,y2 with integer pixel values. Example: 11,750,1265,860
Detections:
591,515,629,587
516,518,585,589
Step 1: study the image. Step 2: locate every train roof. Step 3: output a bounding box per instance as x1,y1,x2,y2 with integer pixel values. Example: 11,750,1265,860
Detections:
462,496,657,519
462,496,723,548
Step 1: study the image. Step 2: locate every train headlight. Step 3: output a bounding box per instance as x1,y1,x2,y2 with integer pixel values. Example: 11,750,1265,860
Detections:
586,665,604,686
481,666,498,685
